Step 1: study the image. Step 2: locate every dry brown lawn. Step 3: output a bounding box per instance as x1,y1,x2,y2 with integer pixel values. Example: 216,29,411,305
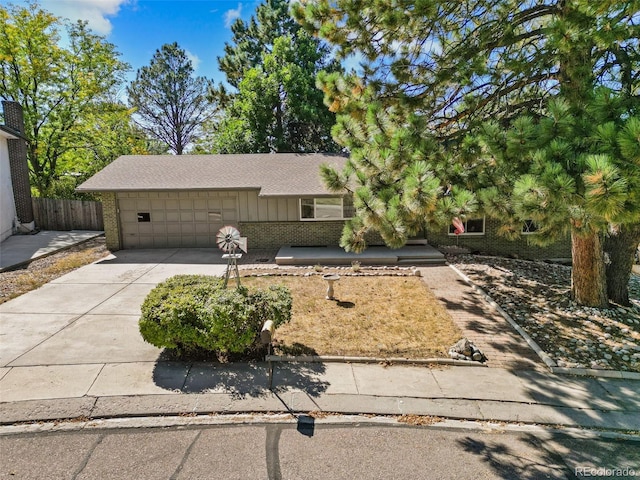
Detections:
242,274,461,358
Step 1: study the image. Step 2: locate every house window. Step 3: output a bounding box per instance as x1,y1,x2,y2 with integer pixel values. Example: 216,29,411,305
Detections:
448,217,485,235
300,197,354,221
522,220,539,234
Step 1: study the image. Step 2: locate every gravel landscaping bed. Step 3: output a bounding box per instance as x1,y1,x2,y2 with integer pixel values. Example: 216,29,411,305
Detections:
450,255,640,373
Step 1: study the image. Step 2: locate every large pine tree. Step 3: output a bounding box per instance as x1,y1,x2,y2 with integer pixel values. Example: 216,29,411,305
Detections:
127,43,213,155
294,0,640,307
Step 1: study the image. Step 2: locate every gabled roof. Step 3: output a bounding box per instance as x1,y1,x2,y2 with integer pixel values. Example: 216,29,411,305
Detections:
76,153,349,197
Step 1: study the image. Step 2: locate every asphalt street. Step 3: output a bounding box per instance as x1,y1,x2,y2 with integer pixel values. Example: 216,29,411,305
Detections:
1,419,639,480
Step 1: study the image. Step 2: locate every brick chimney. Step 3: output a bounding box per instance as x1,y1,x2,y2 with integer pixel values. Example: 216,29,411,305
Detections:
2,101,34,228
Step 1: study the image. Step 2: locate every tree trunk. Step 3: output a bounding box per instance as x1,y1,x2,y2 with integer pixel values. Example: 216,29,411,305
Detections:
604,224,640,306
571,228,608,308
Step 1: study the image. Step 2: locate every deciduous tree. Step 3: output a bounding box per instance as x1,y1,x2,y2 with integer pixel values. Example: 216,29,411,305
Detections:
0,2,129,195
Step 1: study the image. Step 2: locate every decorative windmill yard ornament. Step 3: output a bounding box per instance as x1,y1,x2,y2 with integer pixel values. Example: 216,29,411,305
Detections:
216,226,247,287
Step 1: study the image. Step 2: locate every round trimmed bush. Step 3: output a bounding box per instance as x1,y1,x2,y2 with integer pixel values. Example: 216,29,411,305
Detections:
139,274,292,356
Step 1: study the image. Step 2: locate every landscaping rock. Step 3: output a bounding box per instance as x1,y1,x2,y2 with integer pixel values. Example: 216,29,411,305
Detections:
449,338,486,362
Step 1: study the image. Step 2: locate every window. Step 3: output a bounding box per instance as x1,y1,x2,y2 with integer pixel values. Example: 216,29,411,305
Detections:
448,217,485,235
522,220,539,234
300,197,354,220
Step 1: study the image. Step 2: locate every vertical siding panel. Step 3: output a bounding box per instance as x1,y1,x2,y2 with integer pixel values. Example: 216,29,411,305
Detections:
287,198,299,221
267,198,278,221
276,198,288,221
247,191,260,221
238,191,249,221
256,194,268,221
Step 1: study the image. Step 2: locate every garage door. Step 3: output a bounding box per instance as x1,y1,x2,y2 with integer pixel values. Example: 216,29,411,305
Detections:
118,192,238,248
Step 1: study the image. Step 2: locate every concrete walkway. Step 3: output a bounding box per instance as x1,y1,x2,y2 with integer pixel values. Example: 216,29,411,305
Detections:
0,230,103,271
0,248,639,432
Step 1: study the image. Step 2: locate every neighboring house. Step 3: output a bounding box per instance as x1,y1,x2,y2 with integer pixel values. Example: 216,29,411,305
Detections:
77,153,570,259
0,125,19,241
0,101,33,242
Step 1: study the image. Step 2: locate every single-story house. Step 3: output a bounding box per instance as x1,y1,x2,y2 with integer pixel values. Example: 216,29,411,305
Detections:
77,153,353,251
77,153,570,260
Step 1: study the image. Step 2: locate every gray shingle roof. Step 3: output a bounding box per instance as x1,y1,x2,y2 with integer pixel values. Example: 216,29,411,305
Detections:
76,153,348,197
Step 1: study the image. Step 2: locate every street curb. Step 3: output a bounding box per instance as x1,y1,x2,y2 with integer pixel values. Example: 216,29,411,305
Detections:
3,394,639,432
448,264,639,379
3,414,640,441
265,355,486,367
549,367,640,380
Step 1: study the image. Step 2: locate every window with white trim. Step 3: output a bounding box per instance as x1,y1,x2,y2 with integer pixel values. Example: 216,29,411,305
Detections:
522,220,539,234
448,217,485,235
300,197,354,220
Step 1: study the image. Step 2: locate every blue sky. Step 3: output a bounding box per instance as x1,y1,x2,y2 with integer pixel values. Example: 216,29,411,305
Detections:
2,0,265,84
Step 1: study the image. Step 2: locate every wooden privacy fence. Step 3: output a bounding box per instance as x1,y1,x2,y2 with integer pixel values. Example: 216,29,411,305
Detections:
32,198,103,231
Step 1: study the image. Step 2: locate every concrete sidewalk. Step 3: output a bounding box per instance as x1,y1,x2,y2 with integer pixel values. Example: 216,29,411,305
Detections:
0,230,103,271
1,361,639,431
1,248,639,431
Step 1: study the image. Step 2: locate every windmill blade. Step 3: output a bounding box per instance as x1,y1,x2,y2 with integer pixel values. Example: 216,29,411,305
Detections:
238,237,248,253
216,226,242,252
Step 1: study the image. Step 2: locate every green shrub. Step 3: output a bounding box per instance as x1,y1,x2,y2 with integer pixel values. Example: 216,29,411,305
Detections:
139,274,292,356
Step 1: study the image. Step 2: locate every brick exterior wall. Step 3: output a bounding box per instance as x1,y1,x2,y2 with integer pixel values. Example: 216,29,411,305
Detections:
239,221,345,249
100,192,570,260
239,220,386,249
101,192,121,250
2,101,33,224
428,218,571,259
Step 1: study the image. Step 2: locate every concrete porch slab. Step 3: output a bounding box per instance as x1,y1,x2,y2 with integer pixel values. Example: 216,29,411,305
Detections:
275,244,445,266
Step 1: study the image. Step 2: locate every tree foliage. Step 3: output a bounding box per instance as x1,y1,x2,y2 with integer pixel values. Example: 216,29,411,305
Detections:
0,2,131,196
294,0,638,136
198,0,342,154
127,42,213,155
198,33,341,153
51,102,167,199
218,0,303,89
477,93,640,306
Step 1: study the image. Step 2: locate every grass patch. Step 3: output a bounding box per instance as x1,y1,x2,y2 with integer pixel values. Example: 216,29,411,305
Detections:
241,274,461,358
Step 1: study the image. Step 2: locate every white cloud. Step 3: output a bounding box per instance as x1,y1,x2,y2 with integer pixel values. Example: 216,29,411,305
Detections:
40,0,131,35
224,3,242,28
185,49,201,72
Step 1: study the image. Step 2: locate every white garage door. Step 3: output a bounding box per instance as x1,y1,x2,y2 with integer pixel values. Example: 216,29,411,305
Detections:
118,192,238,248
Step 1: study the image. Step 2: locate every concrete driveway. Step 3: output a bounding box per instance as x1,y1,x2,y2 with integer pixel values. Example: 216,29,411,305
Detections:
0,249,226,400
